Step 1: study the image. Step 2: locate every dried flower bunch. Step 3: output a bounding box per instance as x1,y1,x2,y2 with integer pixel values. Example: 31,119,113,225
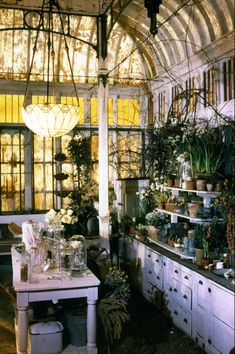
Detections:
45,208,78,224
104,267,130,302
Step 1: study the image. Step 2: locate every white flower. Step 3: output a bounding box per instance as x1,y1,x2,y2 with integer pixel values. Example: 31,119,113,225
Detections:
71,216,78,224
45,208,77,224
61,215,72,224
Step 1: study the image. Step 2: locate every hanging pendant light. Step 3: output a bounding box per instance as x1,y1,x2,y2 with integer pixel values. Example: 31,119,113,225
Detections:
21,0,80,138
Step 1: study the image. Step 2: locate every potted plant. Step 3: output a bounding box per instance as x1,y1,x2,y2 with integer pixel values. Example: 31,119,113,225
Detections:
193,224,207,266
136,224,148,242
187,195,203,218
165,195,177,212
186,130,231,188
154,190,169,209
97,267,130,353
145,210,170,240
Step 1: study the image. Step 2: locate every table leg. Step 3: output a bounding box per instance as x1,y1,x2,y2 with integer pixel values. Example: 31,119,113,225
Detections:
17,306,28,354
87,299,97,350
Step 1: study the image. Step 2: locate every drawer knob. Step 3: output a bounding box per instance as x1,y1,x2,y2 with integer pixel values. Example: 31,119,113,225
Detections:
184,275,189,280
173,288,177,292
148,254,151,258
156,259,159,263
174,270,178,274
169,287,172,292
208,339,212,345
156,276,160,280
183,318,188,323
208,287,211,293
174,310,178,315
199,280,203,285
149,270,152,274
183,294,187,299
163,262,166,266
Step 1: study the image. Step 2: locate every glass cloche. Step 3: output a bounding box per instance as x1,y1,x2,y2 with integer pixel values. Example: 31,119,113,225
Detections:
69,235,87,277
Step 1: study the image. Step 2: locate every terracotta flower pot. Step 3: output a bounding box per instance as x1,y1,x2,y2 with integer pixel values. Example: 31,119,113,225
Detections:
196,179,206,191
167,179,174,187
195,248,203,266
157,202,164,209
174,179,180,188
185,180,196,190
147,225,158,241
188,202,200,218
165,202,176,212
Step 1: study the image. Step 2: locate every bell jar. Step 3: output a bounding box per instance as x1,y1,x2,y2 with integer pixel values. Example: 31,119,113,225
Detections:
69,235,87,277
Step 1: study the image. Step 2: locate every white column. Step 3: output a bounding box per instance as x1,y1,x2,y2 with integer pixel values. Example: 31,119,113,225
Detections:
98,58,110,248
24,130,32,210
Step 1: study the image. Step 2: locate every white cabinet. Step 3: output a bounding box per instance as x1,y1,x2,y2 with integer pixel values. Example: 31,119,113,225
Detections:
124,237,235,354
126,237,145,291
141,247,164,308
210,283,235,354
193,274,211,352
193,274,235,354
163,258,193,336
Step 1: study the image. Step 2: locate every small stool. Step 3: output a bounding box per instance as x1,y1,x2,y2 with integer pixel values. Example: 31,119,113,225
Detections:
29,321,63,354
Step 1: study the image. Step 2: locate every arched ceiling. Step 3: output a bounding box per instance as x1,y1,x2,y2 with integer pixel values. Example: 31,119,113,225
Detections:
0,0,234,85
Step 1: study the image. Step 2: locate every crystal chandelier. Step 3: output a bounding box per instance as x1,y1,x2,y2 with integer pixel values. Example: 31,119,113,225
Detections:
21,0,79,138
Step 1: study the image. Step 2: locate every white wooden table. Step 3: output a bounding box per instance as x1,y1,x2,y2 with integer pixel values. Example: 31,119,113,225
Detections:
11,247,100,354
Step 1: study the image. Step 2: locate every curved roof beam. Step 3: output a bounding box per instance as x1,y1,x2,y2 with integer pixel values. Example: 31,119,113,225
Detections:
162,1,208,56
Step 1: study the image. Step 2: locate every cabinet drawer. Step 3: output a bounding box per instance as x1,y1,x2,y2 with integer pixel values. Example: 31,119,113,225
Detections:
212,316,235,354
211,285,235,329
143,282,162,309
181,269,192,287
195,275,209,309
167,278,192,311
170,301,192,336
146,249,162,267
146,266,163,291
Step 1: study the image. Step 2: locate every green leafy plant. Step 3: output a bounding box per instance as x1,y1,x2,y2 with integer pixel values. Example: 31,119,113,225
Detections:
136,224,148,237
98,267,130,353
193,224,208,249
66,134,98,232
145,210,170,228
154,190,169,204
186,130,231,178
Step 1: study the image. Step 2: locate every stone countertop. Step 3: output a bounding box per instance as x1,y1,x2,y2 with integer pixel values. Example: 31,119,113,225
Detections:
126,235,235,293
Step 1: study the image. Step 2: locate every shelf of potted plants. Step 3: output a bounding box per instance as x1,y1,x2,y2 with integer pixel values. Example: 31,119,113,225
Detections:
162,186,221,208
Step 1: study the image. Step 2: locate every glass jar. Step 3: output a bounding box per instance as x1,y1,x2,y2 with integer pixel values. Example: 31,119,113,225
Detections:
19,243,29,282
69,235,87,277
60,240,71,270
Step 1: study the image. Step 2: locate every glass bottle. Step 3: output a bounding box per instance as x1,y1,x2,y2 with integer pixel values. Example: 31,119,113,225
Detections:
69,235,87,277
188,230,195,256
20,246,30,282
